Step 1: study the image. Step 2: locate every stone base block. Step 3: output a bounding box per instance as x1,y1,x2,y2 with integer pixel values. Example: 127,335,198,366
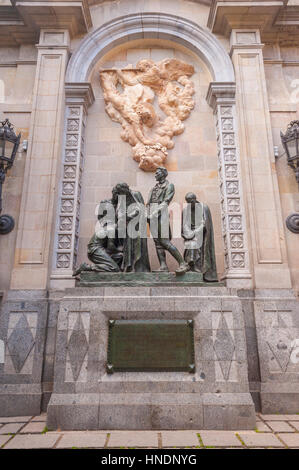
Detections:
0,290,48,417
47,394,99,430
261,390,299,414
253,292,299,415
47,392,255,430
46,286,257,430
98,393,204,430
0,391,42,416
202,393,256,430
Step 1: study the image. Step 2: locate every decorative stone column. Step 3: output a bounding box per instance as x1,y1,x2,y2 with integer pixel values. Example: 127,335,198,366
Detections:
50,83,94,289
230,29,292,289
207,83,252,288
0,29,70,416
10,30,70,290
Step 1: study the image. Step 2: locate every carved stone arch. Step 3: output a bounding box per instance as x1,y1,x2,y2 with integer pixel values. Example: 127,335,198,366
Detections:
66,13,235,83
51,12,252,288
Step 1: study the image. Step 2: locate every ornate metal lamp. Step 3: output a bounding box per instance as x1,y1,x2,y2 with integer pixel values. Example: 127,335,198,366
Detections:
0,119,21,234
280,120,299,234
280,120,299,188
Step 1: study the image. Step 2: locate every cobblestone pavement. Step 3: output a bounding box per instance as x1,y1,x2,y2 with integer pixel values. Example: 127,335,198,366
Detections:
1,414,299,449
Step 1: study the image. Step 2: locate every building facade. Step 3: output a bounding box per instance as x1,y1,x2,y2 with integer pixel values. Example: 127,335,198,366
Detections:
0,0,298,429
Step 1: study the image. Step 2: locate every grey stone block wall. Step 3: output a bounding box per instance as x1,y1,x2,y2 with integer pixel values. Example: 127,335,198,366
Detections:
40,291,64,411
47,286,256,430
1,285,297,424
253,289,299,414
237,289,262,411
0,290,49,416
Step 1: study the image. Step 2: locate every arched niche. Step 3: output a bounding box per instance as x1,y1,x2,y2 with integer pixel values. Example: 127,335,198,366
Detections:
66,13,235,83
50,12,252,288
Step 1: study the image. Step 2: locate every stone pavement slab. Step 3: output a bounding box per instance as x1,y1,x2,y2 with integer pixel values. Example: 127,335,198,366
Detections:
289,421,299,431
255,421,271,432
238,431,285,448
277,433,299,448
0,416,32,423
161,431,200,447
1,413,299,449
0,423,25,434
56,432,107,449
20,422,47,434
266,421,295,433
31,413,47,422
199,431,243,447
0,435,11,447
4,433,61,449
259,414,299,421
108,431,158,448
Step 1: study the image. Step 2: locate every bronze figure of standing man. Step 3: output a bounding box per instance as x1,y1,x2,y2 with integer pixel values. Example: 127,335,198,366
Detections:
147,167,189,274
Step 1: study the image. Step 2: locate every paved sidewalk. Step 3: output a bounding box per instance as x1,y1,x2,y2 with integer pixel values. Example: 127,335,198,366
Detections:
1,413,299,449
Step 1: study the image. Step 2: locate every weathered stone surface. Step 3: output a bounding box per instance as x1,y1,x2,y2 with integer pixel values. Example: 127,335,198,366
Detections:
289,421,299,431
20,421,46,433
57,431,107,448
238,431,284,448
47,394,99,430
31,413,47,422
108,430,158,448
199,430,243,447
0,435,11,447
261,393,299,414
202,393,256,430
46,286,256,430
255,421,271,432
7,315,35,374
277,433,299,448
0,291,48,417
161,430,200,447
0,416,32,423
266,421,295,432
4,433,60,449
0,393,41,417
0,422,24,434
253,295,299,414
99,393,204,430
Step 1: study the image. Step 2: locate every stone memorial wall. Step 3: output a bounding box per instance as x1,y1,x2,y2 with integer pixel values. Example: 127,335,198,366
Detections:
0,0,298,429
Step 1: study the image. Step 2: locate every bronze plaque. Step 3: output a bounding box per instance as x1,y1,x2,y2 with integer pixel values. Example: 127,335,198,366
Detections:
107,319,195,373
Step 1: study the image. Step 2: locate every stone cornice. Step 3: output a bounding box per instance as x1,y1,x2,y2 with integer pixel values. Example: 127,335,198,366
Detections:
207,0,299,40
0,59,37,66
206,81,236,111
229,43,265,57
65,82,95,111
0,0,92,46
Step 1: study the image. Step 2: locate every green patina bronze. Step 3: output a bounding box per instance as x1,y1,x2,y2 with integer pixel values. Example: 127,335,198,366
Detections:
182,192,218,282
78,271,224,286
74,177,219,283
107,319,195,373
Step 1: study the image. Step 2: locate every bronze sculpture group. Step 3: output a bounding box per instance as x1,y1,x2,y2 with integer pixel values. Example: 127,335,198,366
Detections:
75,167,217,281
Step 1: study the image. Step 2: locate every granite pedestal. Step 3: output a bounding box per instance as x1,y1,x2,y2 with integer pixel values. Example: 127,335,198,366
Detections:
47,284,256,430
0,290,49,416
1,282,297,425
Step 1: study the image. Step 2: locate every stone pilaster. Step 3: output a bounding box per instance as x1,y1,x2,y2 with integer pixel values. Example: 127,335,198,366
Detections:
50,83,94,289
253,289,299,413
230,29,292,289
207,83,252,288
0,290,48,416
10,30,70,290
